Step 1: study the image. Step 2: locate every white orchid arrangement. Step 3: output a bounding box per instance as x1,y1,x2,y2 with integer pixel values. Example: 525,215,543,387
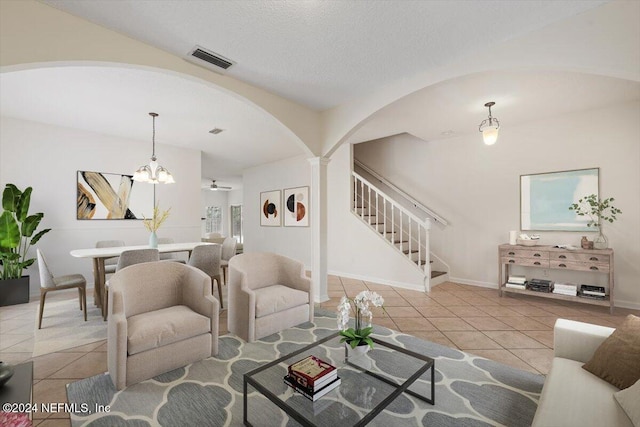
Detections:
337,291,385,349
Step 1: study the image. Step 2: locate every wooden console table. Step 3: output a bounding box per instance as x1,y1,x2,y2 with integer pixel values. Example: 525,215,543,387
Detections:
498,244,614,313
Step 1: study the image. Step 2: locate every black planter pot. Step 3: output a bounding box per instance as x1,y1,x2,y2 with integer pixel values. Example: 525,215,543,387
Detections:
0,276,30,306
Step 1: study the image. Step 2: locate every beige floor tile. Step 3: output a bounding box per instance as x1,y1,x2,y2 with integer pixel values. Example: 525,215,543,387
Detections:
466,296,501,306
483,331,547,349
33,379,71,419
442,331,502,350
327,282,343,291
418,306,456,318
469,349,539,373
408,297,443,308
494,316,551,331
364,282,395,291
428,294,469,306
49,352,107,379
60,341,106,353
33,352,85,380
365,289,401,298
436,282,466,291
476,306,522,317
446,306,491,317
341,278,367,287
0,333,33,351
507,305,555,316
428,317,476,331
522,330,554,348
541,305,589,317
372,317,398,331
320,297,343,309
461,316,513,331
393,317,437,332
410,330,457,348
396,289,429,299
528,316,561,328
510,348,554,375
380,296,411,307
327,290,347,298
0,351,32,364
383,306,423,318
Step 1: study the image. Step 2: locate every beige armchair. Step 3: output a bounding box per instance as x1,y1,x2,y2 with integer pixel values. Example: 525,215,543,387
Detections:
228,252,313,342
108,261,219,390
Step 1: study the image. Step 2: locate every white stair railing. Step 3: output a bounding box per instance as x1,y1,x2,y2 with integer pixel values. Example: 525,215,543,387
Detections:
352,171,431,278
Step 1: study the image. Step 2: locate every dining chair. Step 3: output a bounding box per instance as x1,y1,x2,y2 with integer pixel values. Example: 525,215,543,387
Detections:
157,237,186,263
36,249,87,329
102,249,160,320
96,240,125,275
220,237,237,285
188,244,224,308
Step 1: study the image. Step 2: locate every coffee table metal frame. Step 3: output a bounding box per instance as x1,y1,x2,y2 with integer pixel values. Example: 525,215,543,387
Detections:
243,332,435,427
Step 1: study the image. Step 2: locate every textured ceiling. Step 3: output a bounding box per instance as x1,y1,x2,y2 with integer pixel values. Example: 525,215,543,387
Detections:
42,0,607,110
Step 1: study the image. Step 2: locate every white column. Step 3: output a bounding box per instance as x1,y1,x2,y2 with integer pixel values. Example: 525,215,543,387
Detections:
308,156,330,303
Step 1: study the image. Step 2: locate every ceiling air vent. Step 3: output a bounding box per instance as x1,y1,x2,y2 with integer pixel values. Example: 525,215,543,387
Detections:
185,45,235,74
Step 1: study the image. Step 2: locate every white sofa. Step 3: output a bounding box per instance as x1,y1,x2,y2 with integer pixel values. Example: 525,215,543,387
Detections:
532,319,634,427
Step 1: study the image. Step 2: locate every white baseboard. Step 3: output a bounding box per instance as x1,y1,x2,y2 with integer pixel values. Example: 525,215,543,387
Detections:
448,276,498,289
614,299,640,310
328,270,424,292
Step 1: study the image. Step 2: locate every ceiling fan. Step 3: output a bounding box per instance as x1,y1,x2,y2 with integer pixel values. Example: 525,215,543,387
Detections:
209,180,232,191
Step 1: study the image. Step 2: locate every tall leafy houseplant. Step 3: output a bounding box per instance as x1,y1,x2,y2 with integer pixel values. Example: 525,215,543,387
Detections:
0,184,51,279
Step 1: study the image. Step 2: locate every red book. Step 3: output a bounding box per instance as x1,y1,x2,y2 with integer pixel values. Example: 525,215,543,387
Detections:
288,356,337,389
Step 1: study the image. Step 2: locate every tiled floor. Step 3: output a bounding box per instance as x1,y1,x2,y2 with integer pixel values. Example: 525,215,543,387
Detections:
1,276,637,426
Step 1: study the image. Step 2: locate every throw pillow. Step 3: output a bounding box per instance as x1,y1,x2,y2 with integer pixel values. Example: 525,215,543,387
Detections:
614,379,640,427
582,314,640,389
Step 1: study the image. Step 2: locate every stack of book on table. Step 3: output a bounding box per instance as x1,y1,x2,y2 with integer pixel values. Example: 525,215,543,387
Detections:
528,278,554,293
553,282,578,296
505,275,527,290
579,285,606,300
284,355,341,402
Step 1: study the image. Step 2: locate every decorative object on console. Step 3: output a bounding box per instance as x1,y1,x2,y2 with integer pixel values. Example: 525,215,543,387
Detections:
569,193,622,250
143,202,171,248
478,101,500,145
283,186,309,227
516,233,540,246
521,168,598,231
133,112,175,184
509,230,518,245
260,190,281,226
337,291,385,350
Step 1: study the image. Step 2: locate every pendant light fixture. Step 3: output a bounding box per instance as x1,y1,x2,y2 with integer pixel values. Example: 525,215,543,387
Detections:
133,112,175,184
478,102,500,145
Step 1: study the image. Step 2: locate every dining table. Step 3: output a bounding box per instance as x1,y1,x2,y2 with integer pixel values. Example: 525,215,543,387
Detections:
70,242,213,319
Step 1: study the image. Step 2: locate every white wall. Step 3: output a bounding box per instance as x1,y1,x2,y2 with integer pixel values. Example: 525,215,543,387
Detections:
0,116,202,295
327,143,426,290
353,101,640,309
242,155,311,267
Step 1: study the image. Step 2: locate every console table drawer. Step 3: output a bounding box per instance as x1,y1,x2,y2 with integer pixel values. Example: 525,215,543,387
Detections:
502,257,549,268
550,260,610,272
551,252,610,263
500,249,549,259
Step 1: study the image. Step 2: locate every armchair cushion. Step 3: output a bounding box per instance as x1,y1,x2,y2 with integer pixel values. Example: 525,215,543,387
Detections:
254,285,309,318
127,305,211,356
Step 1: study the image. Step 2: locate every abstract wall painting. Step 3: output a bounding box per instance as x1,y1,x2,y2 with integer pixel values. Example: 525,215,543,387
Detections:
520,168,599,231
284,186,309,227
77,171,153,220
260,190,281,226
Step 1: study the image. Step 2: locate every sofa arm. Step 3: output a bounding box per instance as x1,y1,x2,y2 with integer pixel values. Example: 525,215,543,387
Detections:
107,290,128,390
554,318,615,363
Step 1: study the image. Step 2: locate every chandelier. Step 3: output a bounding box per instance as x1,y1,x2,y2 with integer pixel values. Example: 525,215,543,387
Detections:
478,102,500,145
133,112,175,184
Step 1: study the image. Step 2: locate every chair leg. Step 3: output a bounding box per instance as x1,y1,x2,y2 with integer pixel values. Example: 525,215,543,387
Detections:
78,287,83,310
103,287,108,322
216,278,224,309
38,290,47,329
82,287,87,322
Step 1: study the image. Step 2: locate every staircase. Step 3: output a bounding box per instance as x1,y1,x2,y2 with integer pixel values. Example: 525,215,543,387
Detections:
352,170,449,291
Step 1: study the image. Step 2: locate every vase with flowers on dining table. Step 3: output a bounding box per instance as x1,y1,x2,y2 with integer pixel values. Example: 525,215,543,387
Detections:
143,202,170,248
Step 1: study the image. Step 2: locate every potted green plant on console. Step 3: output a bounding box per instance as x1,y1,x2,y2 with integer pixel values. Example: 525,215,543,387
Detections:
569,194,622,249
0,184,51,306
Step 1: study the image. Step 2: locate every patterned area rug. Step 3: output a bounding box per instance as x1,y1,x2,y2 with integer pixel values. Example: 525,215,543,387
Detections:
67,311,544,426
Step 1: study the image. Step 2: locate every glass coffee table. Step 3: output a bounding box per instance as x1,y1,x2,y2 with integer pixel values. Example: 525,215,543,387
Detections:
243,332,434,426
